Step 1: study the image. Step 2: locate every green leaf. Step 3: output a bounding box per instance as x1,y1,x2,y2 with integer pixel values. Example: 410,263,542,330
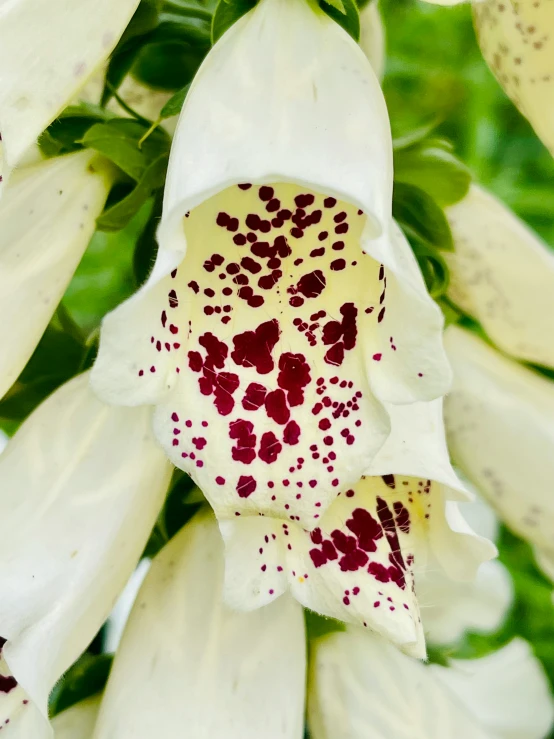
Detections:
406,230,450,299
119,0,163,47
82,120,170,181
305,610,346,641
133,192,162,286
394,143,471,207
96,154,169,232
49,653,113,717
133,38,208,91
392,181,454,252
211,0,256,44
319,0,360,41
103,43,145,105
38,117,103,158
160,83,190,118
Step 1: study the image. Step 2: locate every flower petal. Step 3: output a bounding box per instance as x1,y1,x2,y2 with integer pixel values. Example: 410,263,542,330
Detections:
0,373,172,731
308,628,491,739
0,151,113,400
420,558,513,645
52,697,101,739
444,325,554,565
0,0,140,182
433,638,554,739
359,1,386,81
446,185,554,369
92,0,451,521
92,510,306,739
473,0,554,156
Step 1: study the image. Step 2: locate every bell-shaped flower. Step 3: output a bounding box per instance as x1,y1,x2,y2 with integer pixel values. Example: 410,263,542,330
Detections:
445,185,554,369
360,1,386,80
472,0,554,156
92,510,306,739
52,697,101,739
0,372,172,737
0,0,139,186
444,325,554,576
308,630,554,739
220,398,495,658
419,493,513,645
91,0,451,530
0,150,114,400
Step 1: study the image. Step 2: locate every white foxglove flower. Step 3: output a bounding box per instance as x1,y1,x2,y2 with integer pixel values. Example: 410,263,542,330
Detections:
52,697,101,739
91,0,451,532
0,151,114,400
309,630,554,739
419,493,513,645
104,559,151,654
0,0,140,186
0,372,172,737
445,185,554,369
360,1,386,80
92,511,306,739
221,399,495,658
444,325,554,574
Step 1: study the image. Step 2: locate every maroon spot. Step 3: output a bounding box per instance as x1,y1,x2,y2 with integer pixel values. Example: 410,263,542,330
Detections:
330,258,346,271
192,437,207,450
296,270,326,299
237,475,257,498
283,420,301,445
238,183,252,190
295,193,315,208
0,675,17,694
188,280,199,293
310,247,325,258
241,257,262,274
335,223,349,234
265,389,290,425
233,234,247,246
242,382,267,411
230,419,257,464
277,352,311,407
232,319,280,374
346,508,383,552
259,185,274,201
324,197,337,208
259,431,283,464
382,474,395,489
394,501,411,534
289,296,304,308
216,476,225,485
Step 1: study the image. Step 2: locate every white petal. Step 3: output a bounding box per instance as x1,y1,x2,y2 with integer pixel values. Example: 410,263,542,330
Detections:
473,0,554,156
420,559,513,645
433,638,554,739
446,185,554,368
104,560,151,654
91,0,450,524
52,696,101,739
0,0,140,181
0,373,172,731
359,1,386,81
444,325,554,563
0,151,112,400
308,629,491,739
92,511,306,739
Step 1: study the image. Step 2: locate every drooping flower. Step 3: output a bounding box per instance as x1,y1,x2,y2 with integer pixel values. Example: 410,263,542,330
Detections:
418,492,513,646
0,372,172,736
0,0,140,186
220,398,495,658
444,325,554,577
91,0,451,530
92,511,306,739
0,151,114,400
52,696,101,739
308,630,554,739
359,1,386,80
445,185,554,369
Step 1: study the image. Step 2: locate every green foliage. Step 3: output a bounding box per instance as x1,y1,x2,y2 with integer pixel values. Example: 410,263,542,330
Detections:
305,610,346,641
212,0,256,43
320,0,360,41
49,653,113,717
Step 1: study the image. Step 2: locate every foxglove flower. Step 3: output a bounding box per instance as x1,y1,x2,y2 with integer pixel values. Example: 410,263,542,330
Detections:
308,630,554,739
419,493,513,645
360,1,386,80
0,373,172,736
0,0,140,186
91,0,451,531
445,185,554,369
444,325,554,577
0,151,114,400
221,399,495,657
52,697,101,739
92,511,306,739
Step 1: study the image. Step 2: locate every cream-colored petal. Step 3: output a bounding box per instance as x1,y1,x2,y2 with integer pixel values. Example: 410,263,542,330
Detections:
433,639,554,739
92,511,306,739
52,696,101,739
0,0,140,184
104,560,151,654
473,0,554,157
308,629,490,739
359,2,386,80
445,325,554,566
0,373,172,731
446,185,554,368
0,151,113,400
